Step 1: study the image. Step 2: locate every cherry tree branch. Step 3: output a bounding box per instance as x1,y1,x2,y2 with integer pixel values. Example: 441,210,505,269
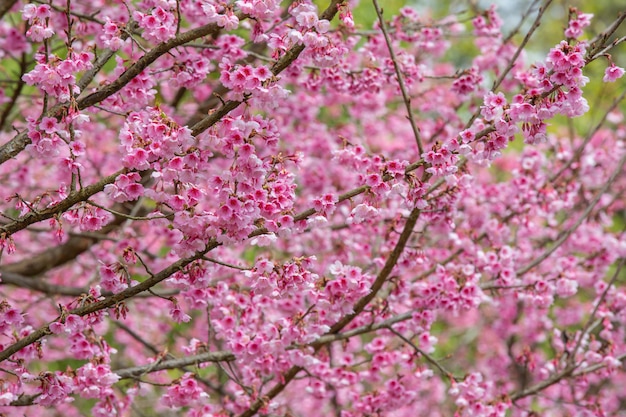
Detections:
573,352,626,376
509,364,577,402
114,351,236,379
1,202,142,276
9,349,235,406
0,239,218,362
0,16,246,165
77,22,139,92
309,310,416,348
328,206,422,334
586,12,626,62
0,270,179,297
0,169,125,237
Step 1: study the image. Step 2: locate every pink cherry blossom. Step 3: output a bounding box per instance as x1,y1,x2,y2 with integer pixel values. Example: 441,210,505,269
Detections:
603,63,625,83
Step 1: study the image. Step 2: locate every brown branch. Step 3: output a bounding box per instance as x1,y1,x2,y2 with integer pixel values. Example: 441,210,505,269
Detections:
237,366,302,417
586,12,626,62
573,352,626,376
77,22,140,92
0,270,179,298
2,210,127,276
509,364,577,402
76,16,246,111
9,350,234,406
309,310,415,348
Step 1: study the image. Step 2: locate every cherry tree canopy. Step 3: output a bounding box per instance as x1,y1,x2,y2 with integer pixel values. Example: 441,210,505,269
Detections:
1,0,626,416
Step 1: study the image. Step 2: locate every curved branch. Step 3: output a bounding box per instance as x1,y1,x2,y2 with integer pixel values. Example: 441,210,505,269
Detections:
8,350,235,406
0,270,179,298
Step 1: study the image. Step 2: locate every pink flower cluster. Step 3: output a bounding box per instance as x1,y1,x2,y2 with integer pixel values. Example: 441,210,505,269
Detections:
98,18,125,51
449,373,507,417
133,6,177,43
63,206,114,232
0,301,23,334
74,363,120,399
603,63,625,83
162,373,209,408
22,4,54,41
201,2,240,31
564,9,593,39
219,63,273,95
104,172,145,203
119,107,194,170
22,52,93,101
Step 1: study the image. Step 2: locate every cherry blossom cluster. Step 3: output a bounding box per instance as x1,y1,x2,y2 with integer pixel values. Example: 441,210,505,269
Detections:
22,51,93,102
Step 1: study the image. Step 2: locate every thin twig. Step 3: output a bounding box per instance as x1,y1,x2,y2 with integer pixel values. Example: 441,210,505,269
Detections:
202,256,251,271
114,352,236,379
87,200,171,221
492,0,554,92
372,0,424,155
387,326,462,381
502,0,541,44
